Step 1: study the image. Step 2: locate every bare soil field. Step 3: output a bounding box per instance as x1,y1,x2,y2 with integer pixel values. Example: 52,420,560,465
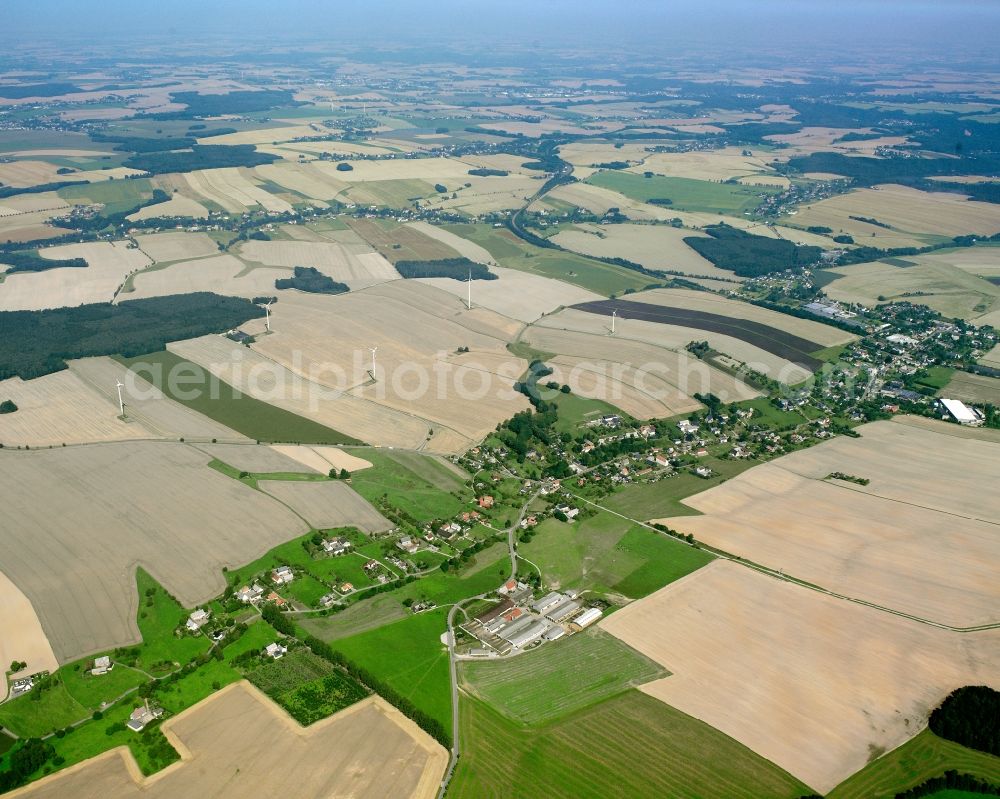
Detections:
822,259,1000,322
0,369,148,448
601,560,1000,795
125,253,286,301
415,264,599,323
0,240,151,311
520,322,757,409
68,356,246,442
167,334,432,450
0,569,59,701
792,184,1000,248
654,421,1000,627
0,441,308,662
529,305,812,385
258,480,391,531
552,223,732,279
238,239,398,287
8,682,447,799
269,444,373,474
134,231,220,263
194,442,319,473
937,369,1000,405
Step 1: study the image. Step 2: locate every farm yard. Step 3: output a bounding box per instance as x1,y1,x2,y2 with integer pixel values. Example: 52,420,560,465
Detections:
0,441,310,661
655,420,1000,627
6,683,447,799
601,560,1000,795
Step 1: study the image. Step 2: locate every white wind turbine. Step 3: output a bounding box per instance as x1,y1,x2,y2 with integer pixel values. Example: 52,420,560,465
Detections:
370,346,378,380
611,309,617,335
466,269,472,310
115,380,125,416
264,300,272,332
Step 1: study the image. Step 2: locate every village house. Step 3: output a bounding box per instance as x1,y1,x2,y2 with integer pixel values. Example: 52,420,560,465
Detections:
186,609,210,632
478,495,495,509
322,537,351,556
126,700,163,733
264,642,287,660
265,592,288,607
396,535,419,554
363,559,379,572
91,656,112,676
340,582,354,593
271,565,294,585
236,583,265,604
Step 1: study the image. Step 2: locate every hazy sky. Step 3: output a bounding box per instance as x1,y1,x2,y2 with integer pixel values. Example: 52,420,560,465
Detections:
4,0,1000,62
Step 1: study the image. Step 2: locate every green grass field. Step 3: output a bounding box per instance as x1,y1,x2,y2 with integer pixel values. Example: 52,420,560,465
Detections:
118,350,359,445
58,178,153,214
459,628,666,725
598,457,757,520
60,661,146,711
441,222,653,296
349,449,467,521
827,729,1000,799
586,172,779,215
133,568,210,672
447,691,811,799
520,510,711,597
550,391,628,434
329,607,452,732
0,679,88,738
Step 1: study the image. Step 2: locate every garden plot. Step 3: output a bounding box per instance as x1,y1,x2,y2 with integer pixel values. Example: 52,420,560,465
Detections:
258,480,391,532
602,561,1000,795
0,441,308,662
655,421,1000,628
9,684,447,799
0,240,151,311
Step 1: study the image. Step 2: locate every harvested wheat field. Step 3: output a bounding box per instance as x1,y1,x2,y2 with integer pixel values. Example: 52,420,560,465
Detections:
247,283,530,451
822,259,1000,322
792,184,1000,248
259,480,391,531
253,162,345,201
194,442,319,473
68,356,247,442
0,441,308,661
602,561,1000,795
0,160,89,188
654,421,1000,627
520,323,757,409
529,305,812,384
0,570,59,701
765,126,912,158
238,239,399,287
167,334,432,450
126,193,209,221
938,370,1000,405
8,682,447,799
0,370,149,447
269,444,373,474
415,264,599,323
552,223,735,279
980,342,1000,369
912,245,1000,279
0,240,151,311
624,147,783,182
125,253,285,301
183,168,292,214
419,174,541,215
134,231,220,263
314,156,473,184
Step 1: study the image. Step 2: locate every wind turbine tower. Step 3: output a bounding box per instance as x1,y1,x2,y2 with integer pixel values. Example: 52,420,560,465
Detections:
115,380,125,417
264,300,272,332
611,309,617,335
466,269,472,310
370,346,378,380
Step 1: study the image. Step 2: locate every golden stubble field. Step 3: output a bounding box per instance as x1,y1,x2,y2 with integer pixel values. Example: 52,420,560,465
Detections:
601,560,1000,795
8,682,447,799
653,421,1000,628
0,442,311,662
0,241,151,311
0,570,59,701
